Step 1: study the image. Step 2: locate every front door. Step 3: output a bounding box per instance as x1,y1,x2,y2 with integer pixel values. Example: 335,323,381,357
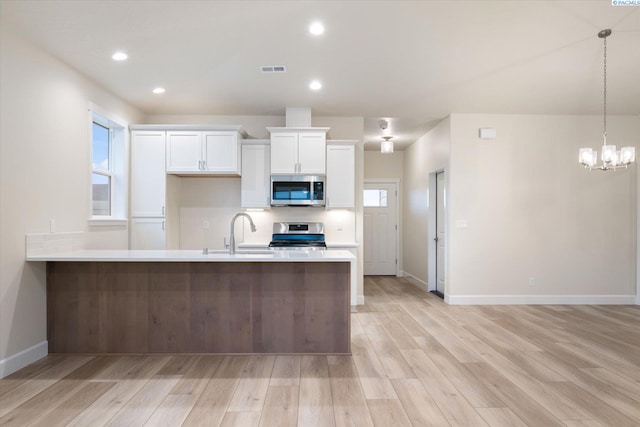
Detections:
364,182,398,275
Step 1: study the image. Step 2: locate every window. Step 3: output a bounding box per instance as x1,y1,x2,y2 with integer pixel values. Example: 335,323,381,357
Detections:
91,121,112,215
363,189,388,207
89,106,127,225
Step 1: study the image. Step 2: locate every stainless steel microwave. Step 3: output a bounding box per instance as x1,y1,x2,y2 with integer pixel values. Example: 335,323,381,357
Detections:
271,175,325,207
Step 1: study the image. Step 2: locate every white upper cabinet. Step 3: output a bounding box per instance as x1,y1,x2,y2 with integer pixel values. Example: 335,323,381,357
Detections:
203,131,240,173
131,130,166,217
298,133,326,174
268,128,329,174
166,131,201,172
166,129,241,175
326,142,356,209
241,141,270,209
270,133,298,174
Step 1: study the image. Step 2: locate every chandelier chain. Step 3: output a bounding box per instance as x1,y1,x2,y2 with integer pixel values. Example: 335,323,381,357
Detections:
603,34,607,141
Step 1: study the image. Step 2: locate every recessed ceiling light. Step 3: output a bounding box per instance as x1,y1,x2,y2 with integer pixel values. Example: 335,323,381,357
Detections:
309,80,322,91
152,87,166,94
112,51,128,61
309,22,325,36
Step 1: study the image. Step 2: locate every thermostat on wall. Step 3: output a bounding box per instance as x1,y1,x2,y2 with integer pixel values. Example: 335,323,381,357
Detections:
479,128,497,139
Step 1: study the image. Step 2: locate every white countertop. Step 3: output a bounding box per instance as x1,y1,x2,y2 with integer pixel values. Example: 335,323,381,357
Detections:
25,249,356,263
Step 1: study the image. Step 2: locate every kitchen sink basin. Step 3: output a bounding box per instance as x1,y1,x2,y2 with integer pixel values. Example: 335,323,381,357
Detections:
205,249,274,255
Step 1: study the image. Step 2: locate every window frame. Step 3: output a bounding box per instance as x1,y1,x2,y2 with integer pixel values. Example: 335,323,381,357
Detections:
88,104,129,227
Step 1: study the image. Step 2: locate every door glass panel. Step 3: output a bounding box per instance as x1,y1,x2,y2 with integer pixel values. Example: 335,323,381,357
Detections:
363,189,388,207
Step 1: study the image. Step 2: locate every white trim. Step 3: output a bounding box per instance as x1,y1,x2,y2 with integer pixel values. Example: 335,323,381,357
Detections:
131,124,246,137
88,218,128,227
446,295,637,305
356,296,365,305
636,294,640,305
0,341,48,378
267,127,330,133
402,271,429,291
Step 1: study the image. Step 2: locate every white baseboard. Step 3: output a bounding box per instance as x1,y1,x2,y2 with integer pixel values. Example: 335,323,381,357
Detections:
636,294,640,305
0,341,48,378
401,271,429,291
447,295,637,305
356,296,365,305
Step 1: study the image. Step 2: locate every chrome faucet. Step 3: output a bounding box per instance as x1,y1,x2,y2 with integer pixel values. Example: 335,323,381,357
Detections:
229,212,256,255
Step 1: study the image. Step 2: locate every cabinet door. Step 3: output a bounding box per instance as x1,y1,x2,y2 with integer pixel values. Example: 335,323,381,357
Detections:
298,132,326,174
270,132,298,174
130,218,166,250
203,131,240,174
131,131,166,217
166,131,202,172
326,144,355,208
241,144,270,208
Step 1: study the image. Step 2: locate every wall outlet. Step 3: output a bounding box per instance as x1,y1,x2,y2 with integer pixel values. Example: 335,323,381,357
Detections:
203,220,210,230
50,219,56,233
528,277,535,286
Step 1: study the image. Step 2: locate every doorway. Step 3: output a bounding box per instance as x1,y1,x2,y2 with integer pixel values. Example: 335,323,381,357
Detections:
433,171,446,298
363,181,398,276
428,170,446,299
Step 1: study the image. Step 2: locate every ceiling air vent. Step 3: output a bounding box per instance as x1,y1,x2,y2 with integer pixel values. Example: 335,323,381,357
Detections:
261,65,287,73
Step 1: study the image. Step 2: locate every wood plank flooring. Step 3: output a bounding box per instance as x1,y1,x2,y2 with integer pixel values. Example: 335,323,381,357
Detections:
1,276,639,426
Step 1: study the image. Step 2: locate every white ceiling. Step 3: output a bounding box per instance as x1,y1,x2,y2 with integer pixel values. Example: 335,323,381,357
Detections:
2,1,639,150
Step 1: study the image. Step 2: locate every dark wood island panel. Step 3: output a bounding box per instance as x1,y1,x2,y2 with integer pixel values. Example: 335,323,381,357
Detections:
46,261,350,354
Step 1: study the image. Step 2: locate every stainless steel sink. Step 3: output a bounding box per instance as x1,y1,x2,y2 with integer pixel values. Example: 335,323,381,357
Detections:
205,249,273,255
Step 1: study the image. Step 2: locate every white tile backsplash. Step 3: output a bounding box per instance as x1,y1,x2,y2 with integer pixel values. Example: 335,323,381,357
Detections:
26,232,84,257
175,175,357,249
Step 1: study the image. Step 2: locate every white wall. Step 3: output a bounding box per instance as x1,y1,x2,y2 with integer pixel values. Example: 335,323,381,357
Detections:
447,114,638,303
364,151,404,180
0,30,143,374
402,118,450,286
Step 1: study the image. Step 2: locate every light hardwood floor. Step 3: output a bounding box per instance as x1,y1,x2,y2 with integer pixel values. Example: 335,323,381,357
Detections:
1,276,639,426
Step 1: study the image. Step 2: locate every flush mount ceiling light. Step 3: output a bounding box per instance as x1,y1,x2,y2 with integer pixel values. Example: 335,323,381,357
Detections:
579,29,634,171
309,21,325,36
309,80,322,90
381,136,394,154
379,119,394,153
111,51,128,61
152,87,166,94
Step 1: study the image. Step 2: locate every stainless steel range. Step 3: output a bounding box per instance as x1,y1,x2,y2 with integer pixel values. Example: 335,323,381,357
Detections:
268,222,327,250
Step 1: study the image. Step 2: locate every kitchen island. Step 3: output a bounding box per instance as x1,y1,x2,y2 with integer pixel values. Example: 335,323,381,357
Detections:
27,250,355,355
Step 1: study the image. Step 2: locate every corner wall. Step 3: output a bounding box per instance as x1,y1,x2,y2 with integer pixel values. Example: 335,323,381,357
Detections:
402,118,450,286
0,30,143,376
447,114,638,303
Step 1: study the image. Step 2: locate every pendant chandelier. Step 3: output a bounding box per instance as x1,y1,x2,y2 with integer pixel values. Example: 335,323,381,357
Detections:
579,29,635,171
